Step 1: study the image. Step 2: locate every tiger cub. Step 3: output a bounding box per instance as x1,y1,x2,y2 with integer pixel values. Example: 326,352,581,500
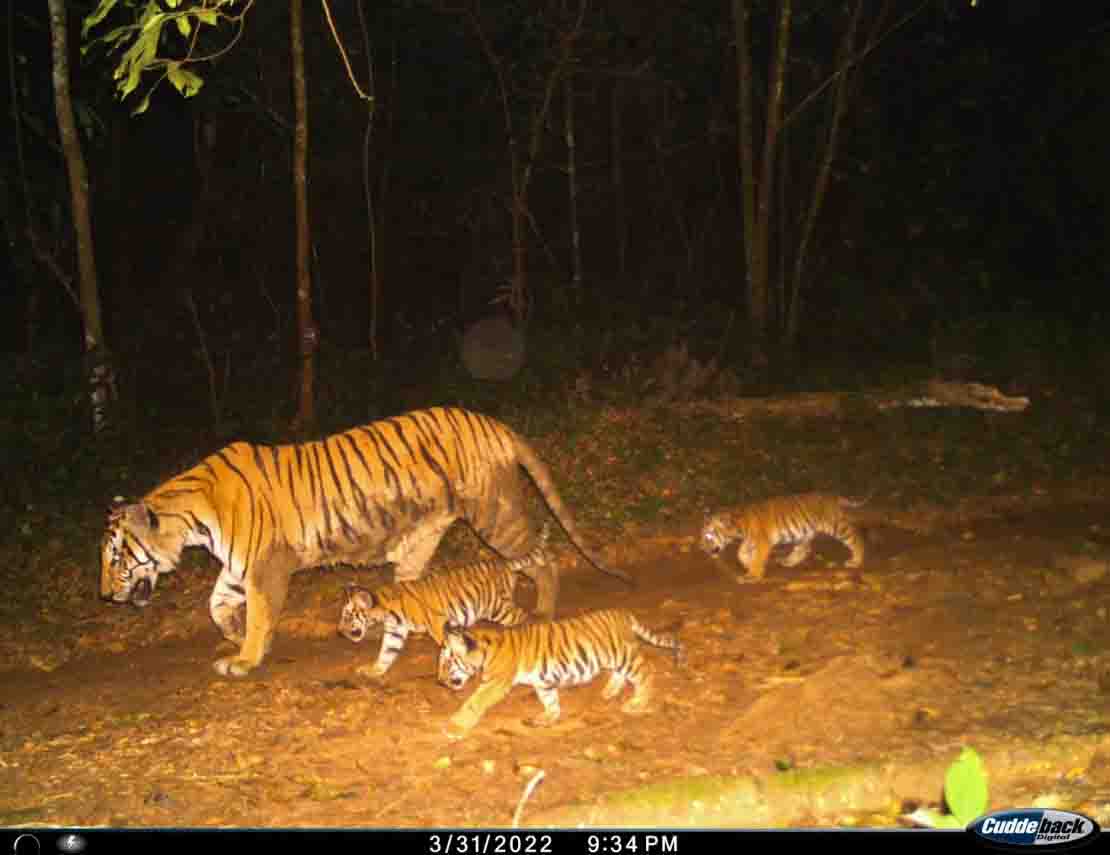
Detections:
339,525,551,679
437,607,683,739
700,492,866,582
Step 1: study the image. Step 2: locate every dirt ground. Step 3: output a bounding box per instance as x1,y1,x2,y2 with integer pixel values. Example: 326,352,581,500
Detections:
6,495,1110,828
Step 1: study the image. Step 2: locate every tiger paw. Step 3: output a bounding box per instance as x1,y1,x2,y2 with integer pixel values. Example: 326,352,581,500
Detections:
522,714,559,728
443,719,472,741
620,696,651,715
355,664,388,683
213,656,256,678
216,611,246,645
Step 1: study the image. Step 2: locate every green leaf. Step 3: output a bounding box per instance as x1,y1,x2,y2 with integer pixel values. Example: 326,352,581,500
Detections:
131,91,152,116
944,747,988,824
166,63,204,98
98,24,140,52
119,58,142,99
174,14,191,38
195,9,218,26
82,0,121,39
140,11,165,33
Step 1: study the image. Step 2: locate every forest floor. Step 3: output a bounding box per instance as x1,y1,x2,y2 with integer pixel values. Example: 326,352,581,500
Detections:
5,486,1110,828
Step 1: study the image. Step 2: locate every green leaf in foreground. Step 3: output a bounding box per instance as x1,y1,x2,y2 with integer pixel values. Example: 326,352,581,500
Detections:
945,747,989,824
904,747,988,828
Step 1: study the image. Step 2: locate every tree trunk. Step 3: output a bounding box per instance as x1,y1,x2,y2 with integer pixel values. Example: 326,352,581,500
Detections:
564,73,582,296
610,79,627,279
785,0,862,351
467,1,583,327
750,0,793,371
508,188,529,326
163,113,217,285
356,0,385,360
731,0,758,367
47,0,115,434
290,0,316,431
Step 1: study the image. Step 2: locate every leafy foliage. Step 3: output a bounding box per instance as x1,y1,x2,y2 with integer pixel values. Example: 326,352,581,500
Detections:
82,0,245,114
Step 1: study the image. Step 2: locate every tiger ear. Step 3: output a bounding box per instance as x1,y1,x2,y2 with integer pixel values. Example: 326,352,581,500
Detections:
344,584,372,604
121,502,159,532
444,623,477,652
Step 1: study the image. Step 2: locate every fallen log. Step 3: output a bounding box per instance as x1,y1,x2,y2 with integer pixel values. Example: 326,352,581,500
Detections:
681,380,1029,421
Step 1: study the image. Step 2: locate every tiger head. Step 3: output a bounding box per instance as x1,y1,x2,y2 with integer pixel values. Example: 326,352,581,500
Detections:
437,623,486,691
338,585,385,643
699,514,735,557
100,498,188,608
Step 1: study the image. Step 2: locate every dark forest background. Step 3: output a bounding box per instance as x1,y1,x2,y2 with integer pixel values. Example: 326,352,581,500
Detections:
4,0,1110,446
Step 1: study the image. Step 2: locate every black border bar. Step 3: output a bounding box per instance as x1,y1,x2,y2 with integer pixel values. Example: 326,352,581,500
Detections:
5,827,1075,855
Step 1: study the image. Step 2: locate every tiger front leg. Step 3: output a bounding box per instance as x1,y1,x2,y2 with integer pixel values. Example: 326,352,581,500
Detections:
736,539,772,582
601,671,627,700
208,572,247,644
444,678,514,740
357,621,409,680
619,656,654,715
522,685,561,728
213,564,291,678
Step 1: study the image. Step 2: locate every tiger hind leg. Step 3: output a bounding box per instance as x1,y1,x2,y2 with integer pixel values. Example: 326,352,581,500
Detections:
479,509,558,620
213,560,292,678
391,515,454,582
528,562,559,622
779,536,814,567
841,524,865,568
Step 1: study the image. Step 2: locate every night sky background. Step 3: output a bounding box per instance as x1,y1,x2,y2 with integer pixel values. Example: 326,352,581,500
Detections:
4,0,1110,432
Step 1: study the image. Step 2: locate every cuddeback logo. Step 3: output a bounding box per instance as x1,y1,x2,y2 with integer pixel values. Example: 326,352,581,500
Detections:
970,809,1100,850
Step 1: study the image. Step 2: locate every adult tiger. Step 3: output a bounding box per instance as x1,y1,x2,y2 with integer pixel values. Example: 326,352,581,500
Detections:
100,406,631,677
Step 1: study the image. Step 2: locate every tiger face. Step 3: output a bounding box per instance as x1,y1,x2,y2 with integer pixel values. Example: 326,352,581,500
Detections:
699,515,733,557
100,499,186,607
437,627,484,692
338,586,380,643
